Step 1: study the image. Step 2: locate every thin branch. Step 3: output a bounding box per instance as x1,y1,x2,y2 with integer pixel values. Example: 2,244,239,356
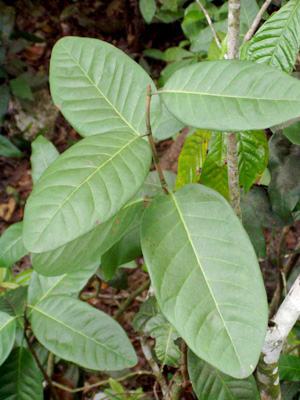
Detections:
287,342,300,354
195,0,221,48
181,341,189,390
243,0,272,43
114,279,151,321
145,85,168,195
140,333,170,398
269,238,300,319
52,371,154,394
23,316,59,400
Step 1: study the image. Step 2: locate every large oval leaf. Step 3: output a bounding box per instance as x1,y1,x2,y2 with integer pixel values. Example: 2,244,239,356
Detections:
0,222,27,268
0,311,16,366
31,200,141,276
162,60,300,131
27,261,99,307
188,349,260,400
23,131,151,253
141,184,268,378
30,295,137,370
0,347,43,400
50,36,160,137
248,0,300,74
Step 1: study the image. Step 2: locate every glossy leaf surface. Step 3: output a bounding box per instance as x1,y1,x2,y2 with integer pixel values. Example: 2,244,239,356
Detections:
31,295,137,370
162,60,300,131
248,0,300,74
0,222,27,268
188,350,260,400
0,311,16,366
0,347,43,400
101,208,143,280
31,201,141,276
238,130,268,194
50,36,160,137
31,136,59,185
141,184,268,378
28,261,99,307
175,130,211,190
23,131,151,253
283,120,300,145
268,132,300,218
279,354,300,382
201,132,229,200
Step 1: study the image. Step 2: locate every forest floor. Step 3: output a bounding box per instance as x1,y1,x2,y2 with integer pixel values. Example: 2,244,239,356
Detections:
1,1,300,399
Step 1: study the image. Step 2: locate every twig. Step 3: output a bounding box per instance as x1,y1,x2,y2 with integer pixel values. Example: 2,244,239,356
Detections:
46,352,55,379
269,238,300,319
52,370,154,394
114,279,151,321
195,0,221,48
181,341,189,390
23,316,59,400
145,85,168,195
243,0,272,43
140,333,170,398
287,342,300,354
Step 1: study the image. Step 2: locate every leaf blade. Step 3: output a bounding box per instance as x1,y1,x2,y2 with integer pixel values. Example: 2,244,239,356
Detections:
141,184,268,378
0,222,27,268
162,60,300,131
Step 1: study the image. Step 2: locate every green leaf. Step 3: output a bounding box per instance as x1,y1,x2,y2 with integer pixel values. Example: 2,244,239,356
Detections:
200,131,229,200
148,314,181,367
30,136,59,185
162,60,300,132
0,86,10,121
133,297,181,367
141,184,268,378
163,47,194,62
207,31,227,61
281,382,300,400
23,131,151,253
188,349,260,400
283,120,300,145
238,130,268,194
27,261,99,307
50,37,161,137
0,222,27,268
31,200,142,276
0,134,24,158
0,311,16,366
241,199,266,259
30,295,137,370
142,170,177,197
152,103,185,141
9,77,34,101
248,0,300,74
143,48,164,60
240,0,259,37
187,20,228,53
101,208,143,280
159,58,197,87
268,131,300,218
0,347,43,400
0,286,27,345
243,185,293,228
133,296,160,332
139,0,156,24
279,354,300,382
176,129,211,190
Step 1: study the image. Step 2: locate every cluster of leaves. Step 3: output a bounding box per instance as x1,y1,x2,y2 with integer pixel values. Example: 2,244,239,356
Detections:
2,0,300,398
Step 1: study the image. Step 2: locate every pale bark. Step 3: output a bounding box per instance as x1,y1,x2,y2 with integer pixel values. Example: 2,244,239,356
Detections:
257,275,300,399
243,0,272,44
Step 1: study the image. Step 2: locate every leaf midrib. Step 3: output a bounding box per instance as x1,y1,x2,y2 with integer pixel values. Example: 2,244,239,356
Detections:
30,304,129,362
61,43,140,137
162,89,300,102
170,191,242,369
